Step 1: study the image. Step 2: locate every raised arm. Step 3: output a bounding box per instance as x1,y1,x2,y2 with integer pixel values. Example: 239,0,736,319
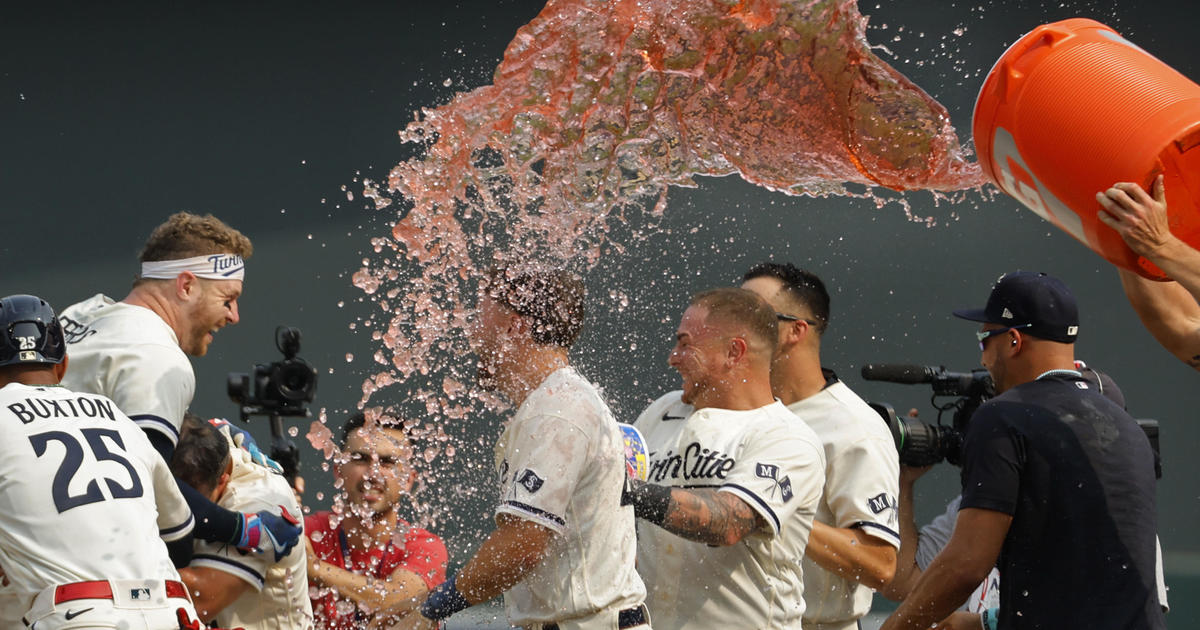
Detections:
1117,268,1200,370
1098,176,1200,370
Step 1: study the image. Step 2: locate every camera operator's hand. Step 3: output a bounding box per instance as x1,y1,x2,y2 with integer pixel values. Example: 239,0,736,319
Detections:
236,506,302,562
209,418,285,474
900,464,934,487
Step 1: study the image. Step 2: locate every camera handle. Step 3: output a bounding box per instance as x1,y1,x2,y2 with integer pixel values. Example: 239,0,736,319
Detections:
267,413,301,485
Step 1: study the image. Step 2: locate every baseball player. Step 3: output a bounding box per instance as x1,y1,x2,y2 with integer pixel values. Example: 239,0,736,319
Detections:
625,288,826,630
172,414,312,630
0,294,203,629
58,212,300,562
420,267,649,630
741,263,899,630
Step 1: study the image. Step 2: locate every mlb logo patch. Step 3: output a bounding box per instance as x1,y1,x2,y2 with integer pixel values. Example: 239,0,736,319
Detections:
755,463,779,480
129,588,151,601
516,469,544,493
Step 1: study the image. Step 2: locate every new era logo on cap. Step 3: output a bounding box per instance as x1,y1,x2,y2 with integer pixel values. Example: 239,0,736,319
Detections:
953,271,1080,344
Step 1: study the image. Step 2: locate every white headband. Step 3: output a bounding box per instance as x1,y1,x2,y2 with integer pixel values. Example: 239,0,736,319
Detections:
141,254,246,281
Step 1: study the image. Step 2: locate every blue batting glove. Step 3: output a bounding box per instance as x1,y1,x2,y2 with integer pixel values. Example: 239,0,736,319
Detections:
236,506,301,562
209,418,285,474
421,576,471,621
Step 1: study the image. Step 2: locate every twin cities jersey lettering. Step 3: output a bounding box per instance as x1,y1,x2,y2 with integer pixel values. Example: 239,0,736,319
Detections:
0,382,193,593
59,294,195,446
493,368,646,627
634,392,825,630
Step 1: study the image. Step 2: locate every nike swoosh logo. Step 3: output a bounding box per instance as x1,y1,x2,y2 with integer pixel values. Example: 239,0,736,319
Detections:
65,608,94,620
662,414,685,421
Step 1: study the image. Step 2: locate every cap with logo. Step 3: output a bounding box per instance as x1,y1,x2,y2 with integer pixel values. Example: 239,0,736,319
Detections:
952,271,1079,343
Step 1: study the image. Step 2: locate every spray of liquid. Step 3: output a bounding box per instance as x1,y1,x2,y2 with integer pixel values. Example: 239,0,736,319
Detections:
338,0,985,550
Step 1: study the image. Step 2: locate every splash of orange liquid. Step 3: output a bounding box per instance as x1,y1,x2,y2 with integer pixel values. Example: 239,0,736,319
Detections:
352,2,984,526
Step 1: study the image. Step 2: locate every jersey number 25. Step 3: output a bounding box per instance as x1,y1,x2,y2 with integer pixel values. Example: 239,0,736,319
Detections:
29,428,145,513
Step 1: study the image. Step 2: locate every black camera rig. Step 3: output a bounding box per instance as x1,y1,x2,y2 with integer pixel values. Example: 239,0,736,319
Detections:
862,363,1162,477
862,363,994,467
227,326,318,483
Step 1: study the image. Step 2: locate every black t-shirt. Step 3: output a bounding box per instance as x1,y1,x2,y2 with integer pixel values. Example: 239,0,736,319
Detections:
960,373,1164,629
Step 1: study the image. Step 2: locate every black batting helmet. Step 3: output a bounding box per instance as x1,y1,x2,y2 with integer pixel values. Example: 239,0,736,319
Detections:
0,295,66,367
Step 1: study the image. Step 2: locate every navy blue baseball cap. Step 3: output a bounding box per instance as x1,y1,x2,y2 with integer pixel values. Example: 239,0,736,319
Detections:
953,271,1079,343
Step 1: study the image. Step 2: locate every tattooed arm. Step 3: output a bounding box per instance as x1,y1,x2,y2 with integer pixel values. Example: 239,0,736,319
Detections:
625,480,766,546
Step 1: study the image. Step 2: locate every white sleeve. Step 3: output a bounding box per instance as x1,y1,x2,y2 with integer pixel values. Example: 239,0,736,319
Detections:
916,495,961,570
141,430,194,542
824,437,901,548
718,423,824,537
495,414,590,535
109,344,194,446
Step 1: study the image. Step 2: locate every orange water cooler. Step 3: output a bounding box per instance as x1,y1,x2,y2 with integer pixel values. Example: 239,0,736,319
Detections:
972,18,1200,279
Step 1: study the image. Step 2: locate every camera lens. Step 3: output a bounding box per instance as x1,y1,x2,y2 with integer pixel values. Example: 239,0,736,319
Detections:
271,359,315,403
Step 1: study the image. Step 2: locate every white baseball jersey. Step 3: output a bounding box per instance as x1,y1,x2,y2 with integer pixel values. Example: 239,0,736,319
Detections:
0,383,193,592
633,392,825,630
59,294,194,447
493,367,646,627
786,378,900,628
190,433,313,630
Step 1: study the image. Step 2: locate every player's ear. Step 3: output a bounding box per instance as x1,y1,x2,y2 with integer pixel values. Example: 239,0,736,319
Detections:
175,271,199,301
727,336,747,365
53,355,69,382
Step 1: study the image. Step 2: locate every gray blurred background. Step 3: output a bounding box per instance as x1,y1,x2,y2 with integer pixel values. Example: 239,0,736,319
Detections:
2,0,1195,624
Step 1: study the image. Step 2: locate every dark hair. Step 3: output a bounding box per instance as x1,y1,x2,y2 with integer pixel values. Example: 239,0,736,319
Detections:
485,267,586,348
689,287,778,353
340,410,416,450
170,413,231,496
742,262,830,335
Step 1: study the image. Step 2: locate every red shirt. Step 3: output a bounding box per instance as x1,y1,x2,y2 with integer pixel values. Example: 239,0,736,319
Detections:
306,511,448,630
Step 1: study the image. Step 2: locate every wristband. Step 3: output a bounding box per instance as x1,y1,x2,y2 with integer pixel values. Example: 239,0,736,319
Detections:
980,606,999,630
623,479,672,525
421,576,471,621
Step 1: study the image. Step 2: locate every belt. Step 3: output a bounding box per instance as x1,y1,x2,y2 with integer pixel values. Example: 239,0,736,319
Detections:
543,605,648,630
53,580,189,604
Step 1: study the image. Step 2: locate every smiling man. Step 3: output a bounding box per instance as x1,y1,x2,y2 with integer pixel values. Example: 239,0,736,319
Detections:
626,287,826,630
58,212,301,562
305,411,447,630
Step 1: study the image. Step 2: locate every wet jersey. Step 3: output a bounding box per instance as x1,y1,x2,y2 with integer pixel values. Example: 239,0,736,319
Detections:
493,367,646,626
633,392,825,630
59,294,194,447
959,373,1165,629
0,382,193,593
305,512,447,630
